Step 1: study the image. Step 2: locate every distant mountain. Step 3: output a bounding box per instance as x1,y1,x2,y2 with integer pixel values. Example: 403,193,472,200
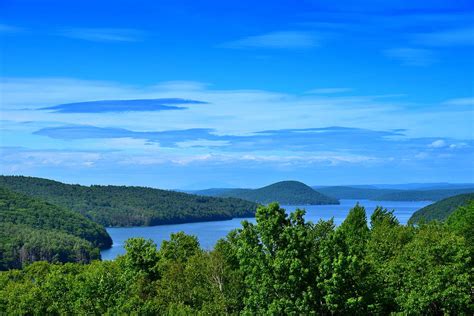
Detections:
408,193,474,224
373,188,474,201
212,181,339,205
0,187,112,270
314,186,402,200
186,188,236,196
313,185,474,202
0,176,258,227
362,183,474,190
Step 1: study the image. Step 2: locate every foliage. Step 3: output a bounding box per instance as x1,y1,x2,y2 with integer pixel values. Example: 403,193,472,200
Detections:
0,203,472,314
217,180,339,205
409,193,474,224
0,187,110,270
446,200,474,257
0,175,258,227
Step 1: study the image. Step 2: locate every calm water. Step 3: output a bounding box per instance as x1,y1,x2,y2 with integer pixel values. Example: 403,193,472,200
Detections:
101,199,432,260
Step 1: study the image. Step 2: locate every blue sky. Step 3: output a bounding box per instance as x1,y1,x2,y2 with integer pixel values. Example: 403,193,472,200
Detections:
1,0,473,188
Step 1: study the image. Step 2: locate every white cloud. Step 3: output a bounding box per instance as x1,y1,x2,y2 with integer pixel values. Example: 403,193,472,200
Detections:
306,88,353,94
429,139,447,148
60,28,145,42
1,76,473,141
442,97,474,106
414,27,474,46
222,31,320,49
384,48,436,66
0,24,23,34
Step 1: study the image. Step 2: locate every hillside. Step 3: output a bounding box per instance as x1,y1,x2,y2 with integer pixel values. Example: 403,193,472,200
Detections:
408,193,474,224
216,181,339,205
0,176,258,227
0,187,111,270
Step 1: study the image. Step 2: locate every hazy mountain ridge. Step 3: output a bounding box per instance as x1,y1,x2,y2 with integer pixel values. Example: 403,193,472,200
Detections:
314,185,474,201
194,181,339,205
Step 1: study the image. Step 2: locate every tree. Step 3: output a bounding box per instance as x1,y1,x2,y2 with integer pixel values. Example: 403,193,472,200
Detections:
391,223,472,314
237,203,318,314
318,204,375,314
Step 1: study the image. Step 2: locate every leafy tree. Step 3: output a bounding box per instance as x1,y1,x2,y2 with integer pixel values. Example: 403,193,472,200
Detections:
390,223,472,314
318,204,375,314
160,232,201,263
237,203,319,314
446,201,474,257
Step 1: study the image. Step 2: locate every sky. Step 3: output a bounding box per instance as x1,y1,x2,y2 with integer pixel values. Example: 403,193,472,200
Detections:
0,0,473,189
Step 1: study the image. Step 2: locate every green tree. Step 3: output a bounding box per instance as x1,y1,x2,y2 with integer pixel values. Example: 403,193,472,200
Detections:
391,223,472,314
446,201,474,257
237,203,318,314
318,204,374,314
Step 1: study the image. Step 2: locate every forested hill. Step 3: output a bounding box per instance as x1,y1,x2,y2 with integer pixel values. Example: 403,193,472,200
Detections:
0,187,112,270
214,181,339,205
408,193,474,224
0,176,258,227
315,186,474,201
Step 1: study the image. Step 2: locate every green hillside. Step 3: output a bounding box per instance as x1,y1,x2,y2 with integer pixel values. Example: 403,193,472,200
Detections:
408,193,474,224
0,187,111,270
217,181,339,205
0,176,258,227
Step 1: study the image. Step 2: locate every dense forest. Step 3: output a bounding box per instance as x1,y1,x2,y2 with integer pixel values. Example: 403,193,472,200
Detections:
1,202,472,314
0,176,258,227
210,181,339,205
409,193,474,224
0,187,111,270
315,185,474,201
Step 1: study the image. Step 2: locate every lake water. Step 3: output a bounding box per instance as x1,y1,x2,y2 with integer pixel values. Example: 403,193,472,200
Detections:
101,199,432,260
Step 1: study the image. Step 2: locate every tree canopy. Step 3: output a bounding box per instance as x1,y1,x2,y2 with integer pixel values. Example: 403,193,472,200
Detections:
0,176,258,227
1,202,472,314
0,187,111,270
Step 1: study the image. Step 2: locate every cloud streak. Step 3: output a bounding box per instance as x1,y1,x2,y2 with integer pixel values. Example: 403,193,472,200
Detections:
60,28,146,42
39,98,207,113
222,31,320,49
414,26,474,46
384,47,436,66
33,125,472,159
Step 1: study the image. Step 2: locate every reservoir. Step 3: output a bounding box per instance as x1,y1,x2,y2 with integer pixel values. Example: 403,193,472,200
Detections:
101,199,432,260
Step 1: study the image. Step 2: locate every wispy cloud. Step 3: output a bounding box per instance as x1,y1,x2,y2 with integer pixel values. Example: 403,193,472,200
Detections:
0,23,24,34
39,98,207,113
34,124,472,159
414,26,474,46
384,47,436,66
222,31,320,49
60,28,145,42
306,88,353,94
442,97,474,106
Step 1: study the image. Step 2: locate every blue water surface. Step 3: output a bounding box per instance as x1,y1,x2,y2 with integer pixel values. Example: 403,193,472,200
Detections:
101,199,431,260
